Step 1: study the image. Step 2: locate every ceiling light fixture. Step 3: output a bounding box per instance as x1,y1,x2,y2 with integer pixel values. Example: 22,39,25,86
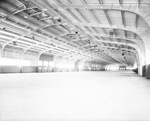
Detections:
70,28,74,30
62,23,67,25
42,8,47,11
13,41,17,46
54,17,59,20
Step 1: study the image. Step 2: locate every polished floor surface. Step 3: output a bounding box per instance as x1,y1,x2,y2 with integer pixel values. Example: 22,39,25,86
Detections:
0,71,150,121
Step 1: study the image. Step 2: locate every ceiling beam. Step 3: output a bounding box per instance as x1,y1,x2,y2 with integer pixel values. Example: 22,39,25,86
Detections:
135,14,138,28
98,0,103,4
84,32,138,44
2,1,26,19
74,22,140,34
97,0,104,8
30,0,92,52
119,0,123,7
94,38,134,47
103,10,112,26
134,33,136,40
120,11,125,27
81,0,104,40
137,0,140,8
62,1,100,46
65,9,81,23
1,0,140,63
56,3,149,11
88,9,100,24
0,31,66,53
97,45,135,52
0,25,78,55
50,0,92,39
103,10,116,37
66,0,89,23
39,16,53,21
120,11,126,38
30,11,44,17
51,0,143,55
2,38,84,60
124,30,127,38
86,9,107,34
2,20,106,61
74,9,89,23
60,0,96,43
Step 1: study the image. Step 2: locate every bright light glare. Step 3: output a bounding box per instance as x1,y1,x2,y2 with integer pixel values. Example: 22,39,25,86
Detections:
133,63,137,69
146,56,150,65
44,61,48,66
0,58,31,66
23,60,31,66
38,61,43,66
49,61,54,67
78,62,84,70
57,63,74,69
126,66,134,70
38,60,74,69
107,64,119,71
66,64,74,69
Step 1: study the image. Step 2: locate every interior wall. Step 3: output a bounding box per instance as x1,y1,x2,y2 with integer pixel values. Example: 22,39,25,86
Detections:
22,66,38,73
140,28,150,79
1,66,21,73
1,46,22,73
146,64,150,79
22,50,38,73
0,47,39,73
83,61,105,71
38,54,54,73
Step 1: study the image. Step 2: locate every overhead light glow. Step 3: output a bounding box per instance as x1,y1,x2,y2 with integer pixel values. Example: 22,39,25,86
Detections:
0,58,31,66
38,61,43,66
24,16,27,18
56,62,74,69
54,17,59,20
49,61,54,67
62,23,67,25
44,61,48,66
146,55,150,65
133,63,137,69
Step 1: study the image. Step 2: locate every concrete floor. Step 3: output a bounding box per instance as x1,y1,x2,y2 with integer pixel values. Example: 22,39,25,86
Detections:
0,71,150,121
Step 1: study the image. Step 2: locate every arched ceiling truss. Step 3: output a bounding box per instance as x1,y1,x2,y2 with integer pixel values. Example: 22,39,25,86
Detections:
1,0,150,67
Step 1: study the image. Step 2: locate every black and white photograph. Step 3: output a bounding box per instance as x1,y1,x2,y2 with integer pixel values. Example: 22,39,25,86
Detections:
0,0,150,121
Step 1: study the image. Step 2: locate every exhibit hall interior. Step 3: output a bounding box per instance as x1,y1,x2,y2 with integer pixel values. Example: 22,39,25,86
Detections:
1,0,150,120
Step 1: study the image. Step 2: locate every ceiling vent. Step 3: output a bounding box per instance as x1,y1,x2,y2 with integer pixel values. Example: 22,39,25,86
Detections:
109,30,114,37
12,41,17,46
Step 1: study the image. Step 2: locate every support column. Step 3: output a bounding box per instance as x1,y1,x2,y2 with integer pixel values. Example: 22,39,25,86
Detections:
37,51,44,73
0,43,8,73
145,47,150,79
21,48,29,73
52,55,58,72
0,46,3,73
141,32,150,79
138,51,145,77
